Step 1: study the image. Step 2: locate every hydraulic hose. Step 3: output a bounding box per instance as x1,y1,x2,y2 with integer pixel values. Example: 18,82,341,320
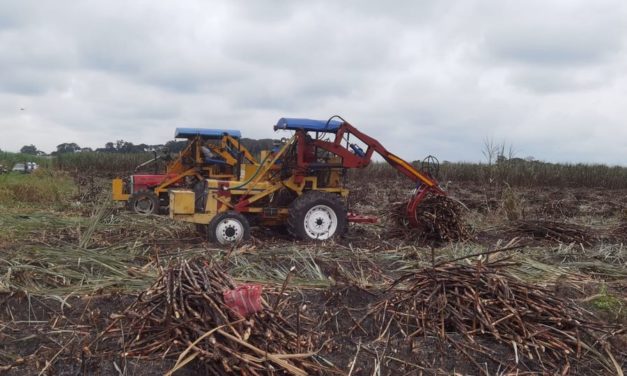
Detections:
226,151,273,190
324,115,347,130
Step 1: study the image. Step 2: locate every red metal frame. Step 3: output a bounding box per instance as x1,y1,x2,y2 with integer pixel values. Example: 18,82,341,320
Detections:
295,122,444,193
347,212,378,224
293,121,446,227
406,185,431,227
131,173,180,192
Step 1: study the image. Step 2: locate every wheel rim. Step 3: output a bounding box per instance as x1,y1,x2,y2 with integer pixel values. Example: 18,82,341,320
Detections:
134,196,155,215
215,218,244,244
303,204,338,240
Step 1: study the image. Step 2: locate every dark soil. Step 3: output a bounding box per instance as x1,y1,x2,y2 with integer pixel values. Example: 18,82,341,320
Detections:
1,185,625,375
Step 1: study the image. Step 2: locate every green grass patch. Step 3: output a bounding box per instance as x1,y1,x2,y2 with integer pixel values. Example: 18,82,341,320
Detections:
585,284,626,324
591,294,623,312
0,169,76,208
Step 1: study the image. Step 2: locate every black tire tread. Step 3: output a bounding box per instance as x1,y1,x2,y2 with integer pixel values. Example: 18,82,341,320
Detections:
128,190,160,215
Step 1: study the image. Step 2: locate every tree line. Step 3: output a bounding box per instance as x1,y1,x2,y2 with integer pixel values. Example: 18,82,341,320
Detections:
18,138,277,157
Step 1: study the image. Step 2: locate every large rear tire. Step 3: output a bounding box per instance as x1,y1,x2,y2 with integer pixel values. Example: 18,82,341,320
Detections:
287,191,347,240
128,190,160,215
208,211,251,245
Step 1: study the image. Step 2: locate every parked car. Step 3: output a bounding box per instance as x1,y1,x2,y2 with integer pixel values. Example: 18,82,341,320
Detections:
11,162,39,173
12,163,26,172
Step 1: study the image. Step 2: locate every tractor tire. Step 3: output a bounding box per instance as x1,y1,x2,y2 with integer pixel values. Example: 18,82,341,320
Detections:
287,191,347,241
207,211,251,246
128,190,160,215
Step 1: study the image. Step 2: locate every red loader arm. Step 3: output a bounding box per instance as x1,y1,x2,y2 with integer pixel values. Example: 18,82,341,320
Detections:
303,119,446,226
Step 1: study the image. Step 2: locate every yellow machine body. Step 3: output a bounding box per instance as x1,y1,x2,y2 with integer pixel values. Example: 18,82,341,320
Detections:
169,135,348,228
170,190,196,215
166,116,444,243
112,132,258,215
111,178,130,201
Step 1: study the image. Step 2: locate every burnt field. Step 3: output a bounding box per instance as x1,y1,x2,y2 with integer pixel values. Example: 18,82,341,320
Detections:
0,173,625,375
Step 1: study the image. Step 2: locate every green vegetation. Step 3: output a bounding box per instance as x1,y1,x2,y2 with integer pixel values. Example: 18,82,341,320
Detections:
1,150,155,177
19,144,41,155
5,147,627,189
53,151,155,177
439,160,627,188
0,169,75,208
354,160,627,189
592,293,623,312
589,284,625,321
0,151,52,169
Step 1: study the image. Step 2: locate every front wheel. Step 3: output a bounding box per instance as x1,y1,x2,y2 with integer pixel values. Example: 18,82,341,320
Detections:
207,211,251,245
287,191,347,240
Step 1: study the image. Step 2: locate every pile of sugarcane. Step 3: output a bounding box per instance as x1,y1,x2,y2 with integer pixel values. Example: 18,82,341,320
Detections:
363,260,622,374
608,221,627,243
100,258,324,375
508,220,596,245
538,198,580,218
389,194,471,243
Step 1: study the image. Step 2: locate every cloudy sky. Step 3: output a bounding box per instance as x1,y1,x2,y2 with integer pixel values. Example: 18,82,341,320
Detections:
1,0,626,165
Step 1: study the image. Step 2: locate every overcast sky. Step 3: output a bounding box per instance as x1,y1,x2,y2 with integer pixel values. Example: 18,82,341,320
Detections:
1,1,626,165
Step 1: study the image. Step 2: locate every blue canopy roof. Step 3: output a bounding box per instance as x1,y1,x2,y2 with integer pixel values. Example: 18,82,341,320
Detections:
174,128,241,139
274,118,344,133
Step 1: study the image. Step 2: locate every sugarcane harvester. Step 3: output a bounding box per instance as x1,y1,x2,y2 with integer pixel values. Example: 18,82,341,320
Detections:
169,116,446,244
112,128,258,215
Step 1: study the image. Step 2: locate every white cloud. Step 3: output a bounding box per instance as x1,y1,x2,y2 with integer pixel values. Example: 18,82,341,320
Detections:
0,0,625,165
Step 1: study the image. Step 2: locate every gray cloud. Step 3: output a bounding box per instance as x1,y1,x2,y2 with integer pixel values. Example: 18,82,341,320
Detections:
482,1,625,65
0,0,625,165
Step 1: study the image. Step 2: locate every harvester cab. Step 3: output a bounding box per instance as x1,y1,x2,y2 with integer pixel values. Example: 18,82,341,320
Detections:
169,116,447,245
112,128,258,215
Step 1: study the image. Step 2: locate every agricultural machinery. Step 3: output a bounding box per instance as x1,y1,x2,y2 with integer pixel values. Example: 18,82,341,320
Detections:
169,116,446,244
112,128,258,215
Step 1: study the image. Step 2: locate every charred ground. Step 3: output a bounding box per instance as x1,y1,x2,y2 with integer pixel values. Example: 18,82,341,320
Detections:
0,172,625,375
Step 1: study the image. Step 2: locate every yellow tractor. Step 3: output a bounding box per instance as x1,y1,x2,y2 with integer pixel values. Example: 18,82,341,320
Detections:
112,128,258,215
169,117,445,244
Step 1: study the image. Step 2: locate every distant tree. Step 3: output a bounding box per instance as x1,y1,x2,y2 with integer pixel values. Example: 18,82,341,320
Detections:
240,138,276,156
146,144,165,152
20,144,39,155
165,140,187,153
134,143,149,153
115,140,136,153
80,147,93,152
98,141,143,153
56,142,81,154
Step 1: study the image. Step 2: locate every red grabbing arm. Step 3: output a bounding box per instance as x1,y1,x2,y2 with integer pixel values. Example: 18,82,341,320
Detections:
301,121,444,194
